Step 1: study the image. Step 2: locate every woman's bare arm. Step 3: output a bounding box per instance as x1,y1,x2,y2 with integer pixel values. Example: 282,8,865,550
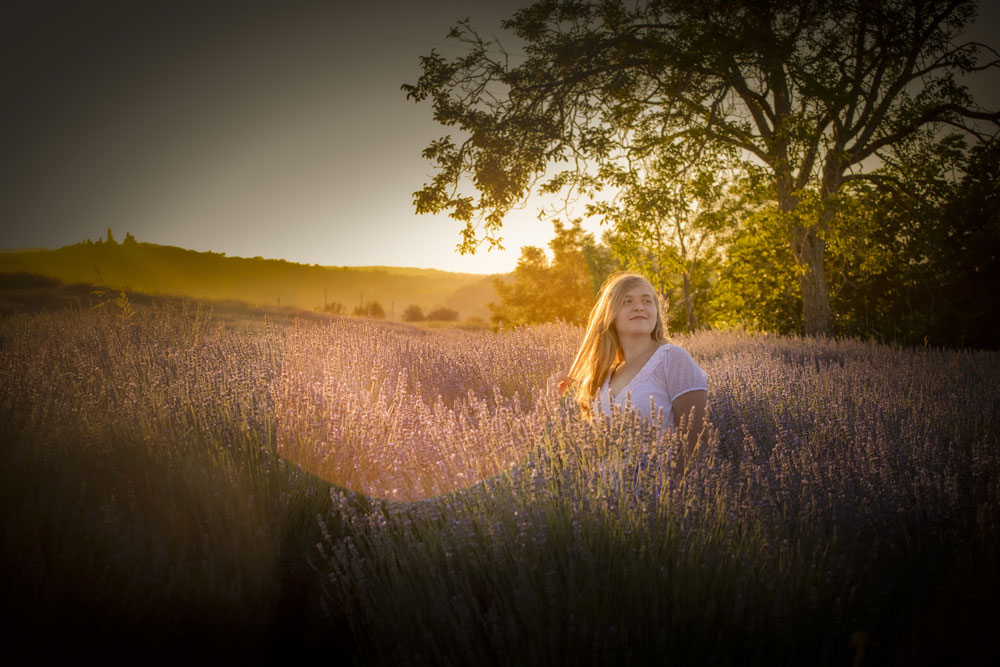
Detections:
671,389,707,468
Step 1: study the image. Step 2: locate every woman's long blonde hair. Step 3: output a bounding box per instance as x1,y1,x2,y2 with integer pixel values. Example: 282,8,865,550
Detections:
568,272,668,418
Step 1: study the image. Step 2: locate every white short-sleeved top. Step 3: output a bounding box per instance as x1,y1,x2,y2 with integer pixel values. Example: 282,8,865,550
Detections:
595,343,708,427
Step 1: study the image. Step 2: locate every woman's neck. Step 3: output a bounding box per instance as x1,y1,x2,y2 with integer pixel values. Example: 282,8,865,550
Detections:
618,333,658,362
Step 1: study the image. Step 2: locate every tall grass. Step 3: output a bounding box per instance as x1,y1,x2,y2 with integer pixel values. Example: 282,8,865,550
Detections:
2,301,998,663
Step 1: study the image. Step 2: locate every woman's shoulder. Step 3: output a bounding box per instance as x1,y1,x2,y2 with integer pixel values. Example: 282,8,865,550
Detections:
653,341,707,385
655,341,694,361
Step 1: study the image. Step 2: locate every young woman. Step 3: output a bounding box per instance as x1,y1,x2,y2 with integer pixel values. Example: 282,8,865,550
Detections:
393,272,706,511
548,272,708,467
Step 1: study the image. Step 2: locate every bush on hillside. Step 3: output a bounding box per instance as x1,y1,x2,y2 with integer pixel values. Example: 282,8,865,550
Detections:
353,301,385,318
403,304,425,322
426,307,458,321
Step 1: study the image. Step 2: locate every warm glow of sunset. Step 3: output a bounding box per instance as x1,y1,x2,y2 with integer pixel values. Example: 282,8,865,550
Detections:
0,0,602,275
5,2,999,659
3,1,995,275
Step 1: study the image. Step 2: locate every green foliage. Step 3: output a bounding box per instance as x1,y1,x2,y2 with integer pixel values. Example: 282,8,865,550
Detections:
594,148,740,333
829,136,1000,348
353,300,385,319
406,0,999,335
403,304,425,321
712,206,803,335
489,220,617,326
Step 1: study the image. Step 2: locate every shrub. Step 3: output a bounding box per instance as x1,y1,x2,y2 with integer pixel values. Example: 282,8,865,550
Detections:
402,304,425,322
425,307,458,321
352,300,385,318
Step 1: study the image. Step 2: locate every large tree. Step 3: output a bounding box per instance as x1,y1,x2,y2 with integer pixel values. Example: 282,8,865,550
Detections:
405,0,999,335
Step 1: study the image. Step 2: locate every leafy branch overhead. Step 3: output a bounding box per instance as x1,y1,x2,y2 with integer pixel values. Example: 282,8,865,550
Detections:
405,0,1000,335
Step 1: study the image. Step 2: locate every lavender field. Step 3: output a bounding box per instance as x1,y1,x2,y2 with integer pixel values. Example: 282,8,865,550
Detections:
2,300,998,664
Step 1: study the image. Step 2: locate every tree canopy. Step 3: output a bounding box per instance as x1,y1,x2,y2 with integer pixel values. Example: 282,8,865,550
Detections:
405,0,1000,335
593,146,739,332
829,133,1000,347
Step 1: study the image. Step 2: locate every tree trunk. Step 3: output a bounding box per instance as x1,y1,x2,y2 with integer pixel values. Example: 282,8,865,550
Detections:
777,172,833,337
795,229,832,336
682,272,695,334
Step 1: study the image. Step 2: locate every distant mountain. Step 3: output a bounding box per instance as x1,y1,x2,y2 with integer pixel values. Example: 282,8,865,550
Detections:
0,239,503,320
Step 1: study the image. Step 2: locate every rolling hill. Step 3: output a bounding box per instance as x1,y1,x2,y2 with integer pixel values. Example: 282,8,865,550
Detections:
0,238,502,320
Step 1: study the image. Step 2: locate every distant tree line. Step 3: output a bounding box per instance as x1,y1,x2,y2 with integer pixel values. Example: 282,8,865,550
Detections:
322,301,345,315
82,228,139,247
402,305,459,322
323,300,461,322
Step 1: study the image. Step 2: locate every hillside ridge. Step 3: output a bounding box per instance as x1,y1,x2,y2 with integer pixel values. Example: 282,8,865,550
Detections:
0,238,502,320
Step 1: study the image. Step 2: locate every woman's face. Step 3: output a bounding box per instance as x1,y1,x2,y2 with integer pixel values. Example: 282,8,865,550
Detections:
613,282,658,337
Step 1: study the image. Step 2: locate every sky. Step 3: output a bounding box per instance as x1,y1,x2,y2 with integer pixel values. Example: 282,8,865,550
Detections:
1,0,998,274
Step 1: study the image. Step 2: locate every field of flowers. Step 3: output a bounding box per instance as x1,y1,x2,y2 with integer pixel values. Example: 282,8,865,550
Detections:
1,299,998,664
